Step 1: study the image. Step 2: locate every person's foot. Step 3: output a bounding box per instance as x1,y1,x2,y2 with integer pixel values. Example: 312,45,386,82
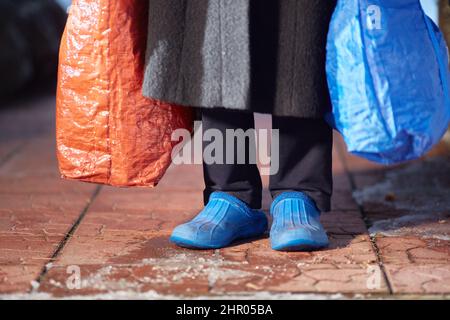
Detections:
170,192,268,249
270,192,329,251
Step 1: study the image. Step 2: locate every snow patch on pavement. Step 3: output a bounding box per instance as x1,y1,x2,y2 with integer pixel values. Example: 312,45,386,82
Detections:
353,157,450,212
140,252,253,287
31,251,255,295
354,157,450,239
368,213,450,240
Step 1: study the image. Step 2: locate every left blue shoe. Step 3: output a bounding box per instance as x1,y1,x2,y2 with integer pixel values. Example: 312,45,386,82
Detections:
170,192,268,249
270,192,329,251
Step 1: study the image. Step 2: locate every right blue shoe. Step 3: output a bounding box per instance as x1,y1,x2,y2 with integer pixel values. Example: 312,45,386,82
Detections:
170,192,268,249
270,192,329,251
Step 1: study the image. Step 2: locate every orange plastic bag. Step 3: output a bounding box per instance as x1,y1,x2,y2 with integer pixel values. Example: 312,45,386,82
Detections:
56,0,193,187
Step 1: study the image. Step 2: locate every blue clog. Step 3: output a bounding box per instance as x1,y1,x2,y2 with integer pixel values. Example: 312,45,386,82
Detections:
270,192,329,251
170,192,268,249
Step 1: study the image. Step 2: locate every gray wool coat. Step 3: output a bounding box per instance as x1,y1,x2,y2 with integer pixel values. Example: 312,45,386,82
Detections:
143,0,337,118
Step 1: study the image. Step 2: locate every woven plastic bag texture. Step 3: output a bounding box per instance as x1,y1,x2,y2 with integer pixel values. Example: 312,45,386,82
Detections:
326,0,450,164
56,0,193,186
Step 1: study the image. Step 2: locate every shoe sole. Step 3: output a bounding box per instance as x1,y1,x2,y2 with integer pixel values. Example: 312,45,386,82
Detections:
169,236,226,249
272,239,329,252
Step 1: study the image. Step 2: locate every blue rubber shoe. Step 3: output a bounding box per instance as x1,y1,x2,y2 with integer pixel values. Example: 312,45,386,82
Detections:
270,192,329,251
170,192,268,249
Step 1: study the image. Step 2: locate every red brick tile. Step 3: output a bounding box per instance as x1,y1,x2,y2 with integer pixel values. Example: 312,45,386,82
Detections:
39,263,211,298
0,176,95,195
53,230,154,266
42,203,384,296
375,236,450,293
4,96,449,298
40,234,387,297
66,210,191,236
269,264,386,294
376,236,450,265
0,140,25,163
322,211,368,235
0,194,92,214
0,163,97,295
0,209,77,230
0,234,61,265
0,138,60,178
156,164,204,191
0,265,42,294
91,188,203,213
0,95,55,140
385,264,450,294
0,203,94,267
214,235,386,294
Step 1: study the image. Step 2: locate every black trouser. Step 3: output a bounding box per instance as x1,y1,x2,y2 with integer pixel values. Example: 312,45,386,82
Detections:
202,108,333,212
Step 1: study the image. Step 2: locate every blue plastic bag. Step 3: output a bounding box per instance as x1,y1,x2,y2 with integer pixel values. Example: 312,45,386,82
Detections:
326,0,450,164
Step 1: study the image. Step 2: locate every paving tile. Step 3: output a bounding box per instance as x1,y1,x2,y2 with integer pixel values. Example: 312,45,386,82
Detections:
39,197,385,297
0,140,25,164
39,234,387,297
91,186,203,213
335,134,450,295
215,234,386,294
3,96,449,298
0,193,93,214
0,176,95,195
39,235,217,296
50,209,217,267
0,184,96,267
368,212,450,241
352,157,450,213
0,95,55,141
322,211,368,236
53,231,168,266
0,265,43,294
376,236,450,264
0,209,76,266
39,261,211,297
0,135,98,294
385,264,450,294
371,212,450,294
156,164,204,191
330,143,360,211
31,131,385,297
0,234,61,265
0,208,80,230
63,210,187,235
0,96,87,278
267,264,384,294
0,138,60,178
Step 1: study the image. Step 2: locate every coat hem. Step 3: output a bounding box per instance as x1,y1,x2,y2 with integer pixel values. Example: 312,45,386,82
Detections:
142,90,326,119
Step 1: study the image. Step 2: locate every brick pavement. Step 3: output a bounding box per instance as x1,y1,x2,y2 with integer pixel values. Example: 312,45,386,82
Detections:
0,95,449,299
